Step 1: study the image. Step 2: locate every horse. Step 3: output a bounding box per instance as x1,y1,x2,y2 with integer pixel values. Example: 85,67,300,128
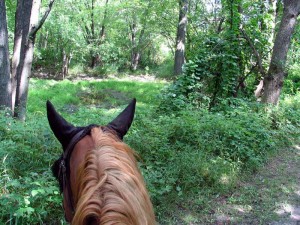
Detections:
46,99,156,225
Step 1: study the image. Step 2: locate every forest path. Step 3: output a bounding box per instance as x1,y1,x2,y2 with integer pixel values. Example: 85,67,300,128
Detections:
214,143,300,225
267,145,300,224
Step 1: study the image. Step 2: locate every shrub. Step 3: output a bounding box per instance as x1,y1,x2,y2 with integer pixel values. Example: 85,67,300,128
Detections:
283,64,300,94
160,37,246,111
0,112,63,224
127,100,293,210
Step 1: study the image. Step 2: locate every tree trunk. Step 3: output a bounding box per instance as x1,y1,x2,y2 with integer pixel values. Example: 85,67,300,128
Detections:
85,0,109,69
174,0,189,75
98,0,109,67
131,52,141,71
100,0,109,42
12,0,54,120
90,54,99,68
61,50,71,80
130,21,144,71
12,0,35,120
262,0,300,104
0,0,12,111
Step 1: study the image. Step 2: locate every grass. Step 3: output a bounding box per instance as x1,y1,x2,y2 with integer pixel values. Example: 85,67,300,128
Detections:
1,76,300,224
28,78,165,111
157,144,300,224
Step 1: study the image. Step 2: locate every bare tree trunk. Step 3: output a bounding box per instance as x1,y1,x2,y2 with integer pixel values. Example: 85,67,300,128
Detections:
89,0,98,68
262,0,300,104
98,0,109,67
85,0,109,69
11,0,25,114
12,0,54,120
61,50,72,79
12,0,34,119
130,20,144,71
0,0,12,111
131,52,141,71
174,0,189,75
61,50,67,80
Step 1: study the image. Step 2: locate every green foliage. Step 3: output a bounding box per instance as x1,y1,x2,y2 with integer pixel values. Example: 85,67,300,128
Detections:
130,96,300,218
0,112,64,224
1,77,300,223
161,37,245,110
284,34,300,94
31,0,176,74
151,57,174,80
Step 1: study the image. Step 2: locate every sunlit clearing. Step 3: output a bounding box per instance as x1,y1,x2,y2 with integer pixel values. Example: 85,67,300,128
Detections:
215,213,231,223
231,205,252,213
220,174,230,185
182,213,198,223
275,203,300,220
160,43,171,56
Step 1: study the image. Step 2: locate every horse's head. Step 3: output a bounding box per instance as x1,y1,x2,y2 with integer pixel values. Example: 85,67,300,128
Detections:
46,99,136,223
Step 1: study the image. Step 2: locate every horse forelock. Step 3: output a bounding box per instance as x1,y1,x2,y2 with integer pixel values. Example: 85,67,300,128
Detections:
72,127,156,225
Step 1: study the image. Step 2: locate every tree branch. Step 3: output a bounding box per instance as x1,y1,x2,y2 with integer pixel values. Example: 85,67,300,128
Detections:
240,28,266,77
29,0,55,40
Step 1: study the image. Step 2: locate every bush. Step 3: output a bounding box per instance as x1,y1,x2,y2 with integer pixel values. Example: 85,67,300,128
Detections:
127,100,295,211
0,112,64,224
160,37,246,111
283,64,300,94
152,57,174,80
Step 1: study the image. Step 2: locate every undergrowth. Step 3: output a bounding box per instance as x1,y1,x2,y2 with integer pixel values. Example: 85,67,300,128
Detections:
0,78,300,224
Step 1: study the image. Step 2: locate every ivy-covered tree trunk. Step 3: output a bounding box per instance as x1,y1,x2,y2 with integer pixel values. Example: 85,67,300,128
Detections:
0,0,12,111
174,0,189,75
12,0,54,120
262,0,300,104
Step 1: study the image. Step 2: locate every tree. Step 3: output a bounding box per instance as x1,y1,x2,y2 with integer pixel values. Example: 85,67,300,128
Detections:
11,0,54,120
128,2,150,71
174,0,189,75
84,0,109,68
262,0,300,104
0,0,12,111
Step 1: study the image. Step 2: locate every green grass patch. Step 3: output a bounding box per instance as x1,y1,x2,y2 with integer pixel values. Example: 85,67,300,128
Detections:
28,78,165,111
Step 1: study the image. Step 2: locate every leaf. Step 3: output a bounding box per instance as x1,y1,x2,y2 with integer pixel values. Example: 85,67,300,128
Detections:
14,207,35,217
31,190,39,197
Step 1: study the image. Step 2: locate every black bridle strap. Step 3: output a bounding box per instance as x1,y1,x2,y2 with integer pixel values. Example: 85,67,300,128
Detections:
58,129,86,215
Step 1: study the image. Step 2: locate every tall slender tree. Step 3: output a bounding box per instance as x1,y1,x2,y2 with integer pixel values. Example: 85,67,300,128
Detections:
174,0,189,75
0,0,12,111
11,0,54,120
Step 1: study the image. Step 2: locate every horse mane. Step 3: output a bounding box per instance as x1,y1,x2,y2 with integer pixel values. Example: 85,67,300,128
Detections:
72,127,156,225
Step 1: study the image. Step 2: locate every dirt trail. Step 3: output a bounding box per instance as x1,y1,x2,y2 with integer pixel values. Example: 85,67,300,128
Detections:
214,144,300,225
266,145,300,224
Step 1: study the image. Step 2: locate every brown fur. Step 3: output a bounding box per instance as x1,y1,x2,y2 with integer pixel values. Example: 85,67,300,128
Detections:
72,127,156,225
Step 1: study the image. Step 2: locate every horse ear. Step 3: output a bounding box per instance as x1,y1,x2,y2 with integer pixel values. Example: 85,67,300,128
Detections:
107,98,136,139
46,101,77,149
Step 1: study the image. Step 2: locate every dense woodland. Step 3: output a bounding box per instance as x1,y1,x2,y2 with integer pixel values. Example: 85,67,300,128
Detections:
0,0,300,224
